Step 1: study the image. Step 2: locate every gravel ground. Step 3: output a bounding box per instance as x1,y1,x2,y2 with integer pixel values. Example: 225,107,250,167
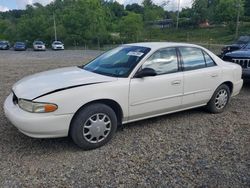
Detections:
0,50,249,187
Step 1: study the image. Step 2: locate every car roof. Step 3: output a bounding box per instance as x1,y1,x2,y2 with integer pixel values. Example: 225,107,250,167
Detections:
126,42,202,51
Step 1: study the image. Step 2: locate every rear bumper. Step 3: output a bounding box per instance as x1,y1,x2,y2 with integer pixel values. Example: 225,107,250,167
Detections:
4,93,73,138
232,79,243,97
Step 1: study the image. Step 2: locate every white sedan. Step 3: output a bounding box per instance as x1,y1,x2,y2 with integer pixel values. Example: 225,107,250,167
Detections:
33,41,46,51
4,42,243,149
52,41,64,50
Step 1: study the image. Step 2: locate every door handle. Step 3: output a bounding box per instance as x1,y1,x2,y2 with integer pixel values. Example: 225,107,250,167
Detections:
211,74,218,77
171,80,181,85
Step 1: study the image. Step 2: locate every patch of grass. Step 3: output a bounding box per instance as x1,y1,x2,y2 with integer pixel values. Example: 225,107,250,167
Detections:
145,23,250,45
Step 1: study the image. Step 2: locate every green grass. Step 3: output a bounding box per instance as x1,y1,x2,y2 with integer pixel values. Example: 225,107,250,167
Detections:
147,22,250,45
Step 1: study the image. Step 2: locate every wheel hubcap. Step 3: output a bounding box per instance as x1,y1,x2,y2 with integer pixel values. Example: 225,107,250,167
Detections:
83,113,111,143
215,89,228,109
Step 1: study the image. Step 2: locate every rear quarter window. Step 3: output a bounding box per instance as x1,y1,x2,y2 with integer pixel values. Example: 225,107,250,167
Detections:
203,51,216,67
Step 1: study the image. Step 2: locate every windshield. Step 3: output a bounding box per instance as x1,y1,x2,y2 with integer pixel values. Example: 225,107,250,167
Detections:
244,43,250,49
236,36,250,44
16,42,25,45
34,41,44,45
54,41,62,45
83,45,150,77
0,41,8,45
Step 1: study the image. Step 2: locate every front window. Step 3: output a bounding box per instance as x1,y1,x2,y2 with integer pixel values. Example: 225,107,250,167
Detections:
83,45,150,77
142,47,179,75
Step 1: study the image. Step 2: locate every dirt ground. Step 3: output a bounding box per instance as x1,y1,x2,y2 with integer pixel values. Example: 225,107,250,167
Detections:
0,50,249,187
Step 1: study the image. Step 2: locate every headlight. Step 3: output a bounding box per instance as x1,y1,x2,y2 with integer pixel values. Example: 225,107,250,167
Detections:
18,99,58,113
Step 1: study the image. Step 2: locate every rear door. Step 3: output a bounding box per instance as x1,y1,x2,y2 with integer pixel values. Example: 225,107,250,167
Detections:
178,47,222,108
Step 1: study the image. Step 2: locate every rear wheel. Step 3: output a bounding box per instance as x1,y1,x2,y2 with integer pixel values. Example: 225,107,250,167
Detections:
207,84,231,113
70,103,117,150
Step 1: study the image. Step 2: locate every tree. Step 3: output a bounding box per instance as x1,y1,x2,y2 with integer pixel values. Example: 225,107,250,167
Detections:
213,0,244,23
126,3,144,14
244,0,250,17
119,12,143,42
142,0,165,23
192,0,209,24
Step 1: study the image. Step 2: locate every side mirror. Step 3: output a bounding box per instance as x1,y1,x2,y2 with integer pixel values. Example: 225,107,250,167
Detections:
134,68,157,78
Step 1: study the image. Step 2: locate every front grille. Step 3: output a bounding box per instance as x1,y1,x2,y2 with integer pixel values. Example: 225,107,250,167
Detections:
232,59,250,69
12,92,18,105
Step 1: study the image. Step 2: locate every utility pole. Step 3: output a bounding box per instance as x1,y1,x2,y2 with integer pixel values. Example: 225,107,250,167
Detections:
53,13,57,41
176,0,180,29
235,0,240,39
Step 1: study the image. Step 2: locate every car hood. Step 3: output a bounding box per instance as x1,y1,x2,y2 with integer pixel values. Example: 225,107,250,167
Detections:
225,49,250,58
12,66,117,100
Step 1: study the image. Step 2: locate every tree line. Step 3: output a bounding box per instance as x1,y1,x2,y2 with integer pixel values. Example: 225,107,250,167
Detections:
0,0,249,47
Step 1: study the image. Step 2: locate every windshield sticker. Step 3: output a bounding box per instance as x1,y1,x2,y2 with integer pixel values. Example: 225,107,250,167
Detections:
127,51,144,57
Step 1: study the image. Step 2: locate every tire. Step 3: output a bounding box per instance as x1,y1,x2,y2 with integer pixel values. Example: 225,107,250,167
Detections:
206,84,231,113
70,103,117,150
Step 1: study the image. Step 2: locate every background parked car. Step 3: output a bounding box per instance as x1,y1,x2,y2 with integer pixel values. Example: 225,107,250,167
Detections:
0,41,10,50
52,41,64,50
33,41,46,51
223,43,250,79
221,35,250,56
14,42,27,51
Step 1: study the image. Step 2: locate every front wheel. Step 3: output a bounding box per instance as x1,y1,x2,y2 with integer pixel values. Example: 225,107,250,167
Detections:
70,103,117,150
206,84,231,113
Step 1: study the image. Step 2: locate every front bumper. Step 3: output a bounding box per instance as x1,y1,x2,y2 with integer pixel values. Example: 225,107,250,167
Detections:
53,46,64,50
33,46,46,51
4,93,73,138
14,47,26,51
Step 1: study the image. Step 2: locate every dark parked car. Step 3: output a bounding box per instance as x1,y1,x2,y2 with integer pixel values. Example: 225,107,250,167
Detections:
221,36,250,56
223,43,250,79
0,41,10,50
14,42,27,51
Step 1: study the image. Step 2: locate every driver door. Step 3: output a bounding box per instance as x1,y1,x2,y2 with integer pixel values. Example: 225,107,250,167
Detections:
128,47,183,121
